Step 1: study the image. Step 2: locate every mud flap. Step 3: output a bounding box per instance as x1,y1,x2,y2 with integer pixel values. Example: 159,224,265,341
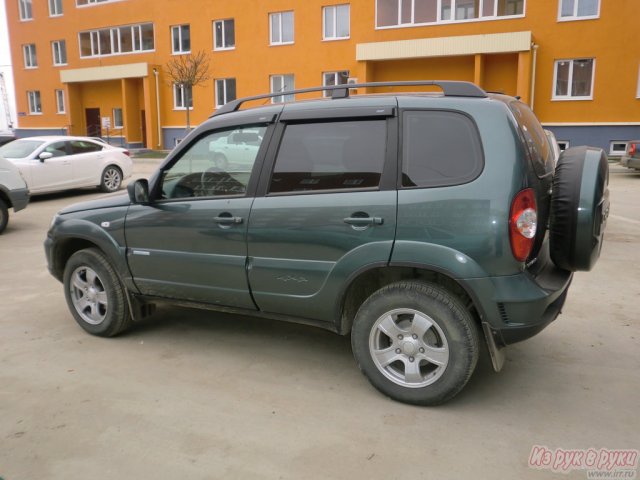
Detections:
482,322,506,372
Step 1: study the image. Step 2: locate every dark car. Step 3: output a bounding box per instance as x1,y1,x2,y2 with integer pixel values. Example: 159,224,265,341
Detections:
44,81,609,405
621,141,640,170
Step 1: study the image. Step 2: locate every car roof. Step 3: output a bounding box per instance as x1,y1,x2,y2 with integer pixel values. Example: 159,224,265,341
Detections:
13,135,104,143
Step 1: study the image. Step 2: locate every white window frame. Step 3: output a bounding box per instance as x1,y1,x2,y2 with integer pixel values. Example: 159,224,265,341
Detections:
213,19,235,51
269,11,294,46
557,0,600,21
76,0,121,7
113,107,123,128
55,89,65,114
23,44,37,68
52,40,67,66
27,90,42,114
552,58,595,101
171,25,191,55
323,4,350,40
322,70,350,97
49,0,63,16
173,84,193,110
270,74,295,103
215,78,236,108
374,0,526,29
609,142,628,157
19,0,33,21
78,23,154,58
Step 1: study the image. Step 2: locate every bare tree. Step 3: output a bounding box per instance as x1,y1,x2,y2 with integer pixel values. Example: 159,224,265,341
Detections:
164,50,212,134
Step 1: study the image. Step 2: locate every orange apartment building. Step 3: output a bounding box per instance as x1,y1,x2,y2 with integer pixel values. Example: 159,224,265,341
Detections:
5,0,640,153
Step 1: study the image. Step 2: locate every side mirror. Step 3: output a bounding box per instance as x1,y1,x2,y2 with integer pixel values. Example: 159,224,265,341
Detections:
38,152,53,162
127,178,150,204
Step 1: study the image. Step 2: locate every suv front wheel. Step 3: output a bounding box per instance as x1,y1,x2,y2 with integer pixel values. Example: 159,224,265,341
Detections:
63,248,132,337
351,281,479,405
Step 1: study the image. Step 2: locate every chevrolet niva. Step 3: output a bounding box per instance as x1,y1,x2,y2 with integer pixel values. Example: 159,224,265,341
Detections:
45,81,609,405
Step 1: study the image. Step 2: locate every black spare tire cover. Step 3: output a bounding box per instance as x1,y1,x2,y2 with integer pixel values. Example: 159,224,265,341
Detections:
549,146,610,271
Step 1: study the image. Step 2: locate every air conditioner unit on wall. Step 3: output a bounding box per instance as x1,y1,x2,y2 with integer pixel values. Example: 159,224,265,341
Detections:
347,77,358,94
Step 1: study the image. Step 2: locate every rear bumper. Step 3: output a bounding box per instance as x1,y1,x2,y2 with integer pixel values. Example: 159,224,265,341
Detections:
8,187,30,212
621,155,640,170
464,263,573,346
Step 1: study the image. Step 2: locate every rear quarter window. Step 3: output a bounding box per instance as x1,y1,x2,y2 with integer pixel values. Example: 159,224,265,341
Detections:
508,101,553,178
401,110,483,188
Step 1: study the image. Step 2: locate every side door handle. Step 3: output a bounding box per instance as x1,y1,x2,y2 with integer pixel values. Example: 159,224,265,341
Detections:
214,215,243,225
343,216,384,226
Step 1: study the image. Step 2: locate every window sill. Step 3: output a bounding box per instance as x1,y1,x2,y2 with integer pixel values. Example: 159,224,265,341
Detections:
270,42,295,47
19,18,34,22
374,13,526,30
56,111,66,115
24,66,38,70
214,46,235,52
322,36,350,42
173,107,194,111
551,96,593,101
171,51,192,56
49,14,63,18
53,63,68,67
29,112,43,116
557,15,600,22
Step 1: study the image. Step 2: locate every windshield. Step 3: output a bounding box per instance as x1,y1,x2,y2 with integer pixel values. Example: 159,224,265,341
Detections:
0,140,45,159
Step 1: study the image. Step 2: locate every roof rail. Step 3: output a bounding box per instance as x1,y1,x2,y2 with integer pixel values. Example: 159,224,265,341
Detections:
211,80,487,117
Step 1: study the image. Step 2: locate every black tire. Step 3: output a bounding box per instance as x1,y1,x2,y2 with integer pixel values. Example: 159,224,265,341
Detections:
0,198,8,234
351,281,479,406
214,154,228,170
549,146,610,271
63,248,132,337
100,165,123,193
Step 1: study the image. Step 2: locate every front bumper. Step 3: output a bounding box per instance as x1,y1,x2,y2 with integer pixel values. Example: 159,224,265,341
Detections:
464,262,573,346
8,187,30,212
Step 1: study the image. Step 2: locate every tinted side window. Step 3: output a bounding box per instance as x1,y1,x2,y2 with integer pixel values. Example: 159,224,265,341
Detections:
269,120,387,193
509,101,552,177
161,125,267,199
402,110,483,188
44,141,68,157
70,140,103,154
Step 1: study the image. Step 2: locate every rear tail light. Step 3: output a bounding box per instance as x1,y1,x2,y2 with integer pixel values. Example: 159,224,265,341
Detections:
509,188,537,262
630,144,637,155
123,150,130,157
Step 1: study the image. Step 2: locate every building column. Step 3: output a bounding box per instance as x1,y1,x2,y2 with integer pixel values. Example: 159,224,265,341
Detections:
355,61,374,94
142,66,161,149
474,54,485,88
66,83,83,136
121,78,141,147
516,51,532,105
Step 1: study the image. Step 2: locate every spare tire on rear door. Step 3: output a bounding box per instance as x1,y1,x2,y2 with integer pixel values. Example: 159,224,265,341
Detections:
549,146,610,272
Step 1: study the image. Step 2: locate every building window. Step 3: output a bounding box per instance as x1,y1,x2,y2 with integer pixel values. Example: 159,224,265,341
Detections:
323,4,350,40
557,141,569,151
323,71,349,97
609,142,628,157
49,0,62,16
79,23,154,58
213,19,235,50
173,84,193,110
270,11,294,45
171,25,191,54
27,90,41,114
23,44,37,68
558,0,599,20
215,78,237,108
52,40,67,66
113,108,123,128
55,89,65,113
376,0,524,27
270,74,295,103
18,0,32,20
553,58,595,100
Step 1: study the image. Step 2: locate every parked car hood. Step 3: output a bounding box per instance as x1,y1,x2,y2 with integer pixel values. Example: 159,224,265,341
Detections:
59,192,130,214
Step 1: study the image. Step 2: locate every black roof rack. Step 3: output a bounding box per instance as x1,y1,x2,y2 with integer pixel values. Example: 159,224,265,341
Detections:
211,80,487,117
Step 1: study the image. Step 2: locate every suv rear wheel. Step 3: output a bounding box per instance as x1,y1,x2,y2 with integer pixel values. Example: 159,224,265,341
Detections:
0,198,8,234
63,248,132,337
351,281,479,405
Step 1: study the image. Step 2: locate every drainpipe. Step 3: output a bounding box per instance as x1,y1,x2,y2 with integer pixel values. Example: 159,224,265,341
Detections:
530,44,539,111
153,68,161,148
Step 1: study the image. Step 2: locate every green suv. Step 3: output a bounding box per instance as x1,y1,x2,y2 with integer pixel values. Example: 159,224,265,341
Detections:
45,81,609,405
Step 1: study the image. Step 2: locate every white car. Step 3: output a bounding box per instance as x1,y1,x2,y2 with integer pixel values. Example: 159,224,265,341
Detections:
0,136,133,194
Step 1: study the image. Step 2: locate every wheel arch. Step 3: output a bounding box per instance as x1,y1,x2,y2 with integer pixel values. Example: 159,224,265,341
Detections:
337,263,487,336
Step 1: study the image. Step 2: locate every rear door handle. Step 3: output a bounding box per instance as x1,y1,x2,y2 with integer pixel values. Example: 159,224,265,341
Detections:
214,215,243,225
343,216,384,226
